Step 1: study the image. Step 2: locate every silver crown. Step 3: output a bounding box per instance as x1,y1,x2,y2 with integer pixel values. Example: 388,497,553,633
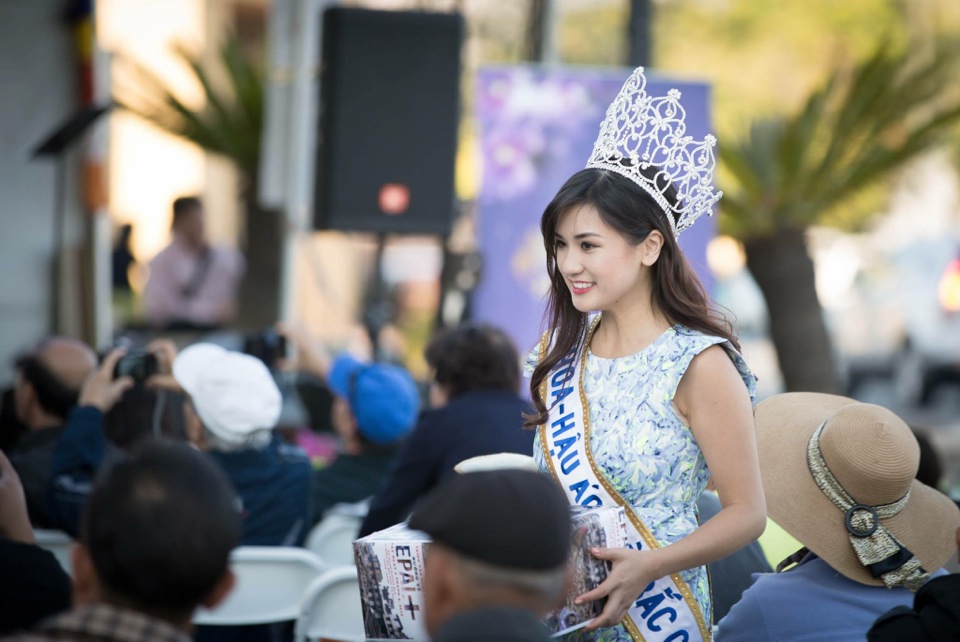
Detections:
586,67,722,236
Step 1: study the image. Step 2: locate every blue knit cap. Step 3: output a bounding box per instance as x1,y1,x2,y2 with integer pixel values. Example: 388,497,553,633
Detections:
326,354,420,445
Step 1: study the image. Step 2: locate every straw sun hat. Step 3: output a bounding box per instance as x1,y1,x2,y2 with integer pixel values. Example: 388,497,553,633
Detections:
755,393,960,588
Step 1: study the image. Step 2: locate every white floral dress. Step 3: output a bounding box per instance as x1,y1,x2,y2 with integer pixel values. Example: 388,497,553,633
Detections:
527,325,757,641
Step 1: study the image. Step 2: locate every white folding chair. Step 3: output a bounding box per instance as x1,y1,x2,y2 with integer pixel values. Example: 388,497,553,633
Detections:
194,546,326,626
326,498,371,519
33,529,74,575
304,513,362,569
294,566,366,642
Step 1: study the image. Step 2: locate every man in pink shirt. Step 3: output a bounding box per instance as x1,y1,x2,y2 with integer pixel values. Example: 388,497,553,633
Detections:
143,197,245,330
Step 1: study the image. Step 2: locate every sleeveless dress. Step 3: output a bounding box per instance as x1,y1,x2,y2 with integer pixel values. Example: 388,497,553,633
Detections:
527,324,757,642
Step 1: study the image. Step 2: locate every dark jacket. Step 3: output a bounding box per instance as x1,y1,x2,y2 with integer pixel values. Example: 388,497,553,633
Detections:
311,448,398,525
47,407,122,537
208,437,313,546
8,425,65,528
47,406,312,547
434,607,553,642
359,390,533,537
0,537,71,635
868,574,960,642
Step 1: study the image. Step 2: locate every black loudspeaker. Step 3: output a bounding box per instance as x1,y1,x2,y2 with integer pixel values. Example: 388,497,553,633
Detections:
313,8,464,236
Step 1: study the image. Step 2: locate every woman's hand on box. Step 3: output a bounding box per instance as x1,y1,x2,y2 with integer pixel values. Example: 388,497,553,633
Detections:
576,546,659,631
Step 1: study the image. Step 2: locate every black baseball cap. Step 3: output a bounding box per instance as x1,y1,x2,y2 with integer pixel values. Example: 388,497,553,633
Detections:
409,469,571,570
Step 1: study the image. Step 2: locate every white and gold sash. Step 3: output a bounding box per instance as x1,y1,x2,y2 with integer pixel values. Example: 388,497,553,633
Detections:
537,320,710,642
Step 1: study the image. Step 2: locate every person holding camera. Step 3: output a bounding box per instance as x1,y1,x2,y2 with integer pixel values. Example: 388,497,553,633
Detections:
45,342,189,536
48,341,313,548
46,348,138,535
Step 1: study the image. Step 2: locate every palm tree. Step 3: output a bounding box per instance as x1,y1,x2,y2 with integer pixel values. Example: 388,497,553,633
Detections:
720,41,960,393
113,35,281,329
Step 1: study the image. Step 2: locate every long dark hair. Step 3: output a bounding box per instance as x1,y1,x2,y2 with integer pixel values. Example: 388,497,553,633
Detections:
524,168,738,429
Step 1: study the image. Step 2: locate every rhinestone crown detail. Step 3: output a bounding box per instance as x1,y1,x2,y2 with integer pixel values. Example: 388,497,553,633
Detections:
586,67,722,236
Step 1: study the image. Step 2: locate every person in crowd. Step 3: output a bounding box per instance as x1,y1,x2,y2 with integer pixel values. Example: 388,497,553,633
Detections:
7,336,97,527
312,354,419,521
101,384,185,450
143,196,245,330
698,488,772,624
865,433,960,642
45,344,182,535
525,67,765,640
282,325,421,524
867,528,960,642
913,428,944,490
410,469,571,642
111,224,139,324
359,323,534,536
46,348,134,535
169,347,308,642
0,387,27,453
111,223,136,292
715,393,960,642
172,343,312,545
3,440,240,642
749,438,811,573
0,449,71,634
48,343,312,547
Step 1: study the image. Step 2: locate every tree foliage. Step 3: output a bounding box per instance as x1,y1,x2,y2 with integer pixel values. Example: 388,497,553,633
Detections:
112,34,263,176
112,34,280,328
720,41,960,241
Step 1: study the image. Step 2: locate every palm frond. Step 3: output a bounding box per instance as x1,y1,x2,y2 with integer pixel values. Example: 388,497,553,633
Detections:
113,33,263,175
721,39,960,241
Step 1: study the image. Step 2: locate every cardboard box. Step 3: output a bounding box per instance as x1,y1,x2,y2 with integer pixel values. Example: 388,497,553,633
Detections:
354,505,627,640
544,505,628,637
354,523,431,640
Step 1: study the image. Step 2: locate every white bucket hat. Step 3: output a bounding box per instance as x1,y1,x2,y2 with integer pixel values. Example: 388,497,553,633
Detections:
173,343,282,446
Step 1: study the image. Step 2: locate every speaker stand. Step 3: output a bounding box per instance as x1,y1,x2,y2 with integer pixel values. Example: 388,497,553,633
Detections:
362,233,396,360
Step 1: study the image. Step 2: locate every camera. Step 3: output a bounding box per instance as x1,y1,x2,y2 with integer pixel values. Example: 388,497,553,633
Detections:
113,351,159,384
244,329,287,368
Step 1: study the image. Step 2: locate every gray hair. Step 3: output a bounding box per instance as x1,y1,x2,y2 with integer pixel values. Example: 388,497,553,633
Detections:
452,550,567,606
202,426,272,452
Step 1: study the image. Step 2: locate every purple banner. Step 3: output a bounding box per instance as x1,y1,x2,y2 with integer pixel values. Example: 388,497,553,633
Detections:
472,66,717,357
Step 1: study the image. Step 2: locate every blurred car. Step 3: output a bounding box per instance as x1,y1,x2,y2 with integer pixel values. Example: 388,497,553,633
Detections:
827,235,960,405
895,243,960,404
711,230,960,405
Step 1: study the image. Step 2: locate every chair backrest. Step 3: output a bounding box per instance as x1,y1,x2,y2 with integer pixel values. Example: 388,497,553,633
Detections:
304,513,362,568
33,529,73,575
326,498,371,519
295,566,366,642
194,546,326,626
